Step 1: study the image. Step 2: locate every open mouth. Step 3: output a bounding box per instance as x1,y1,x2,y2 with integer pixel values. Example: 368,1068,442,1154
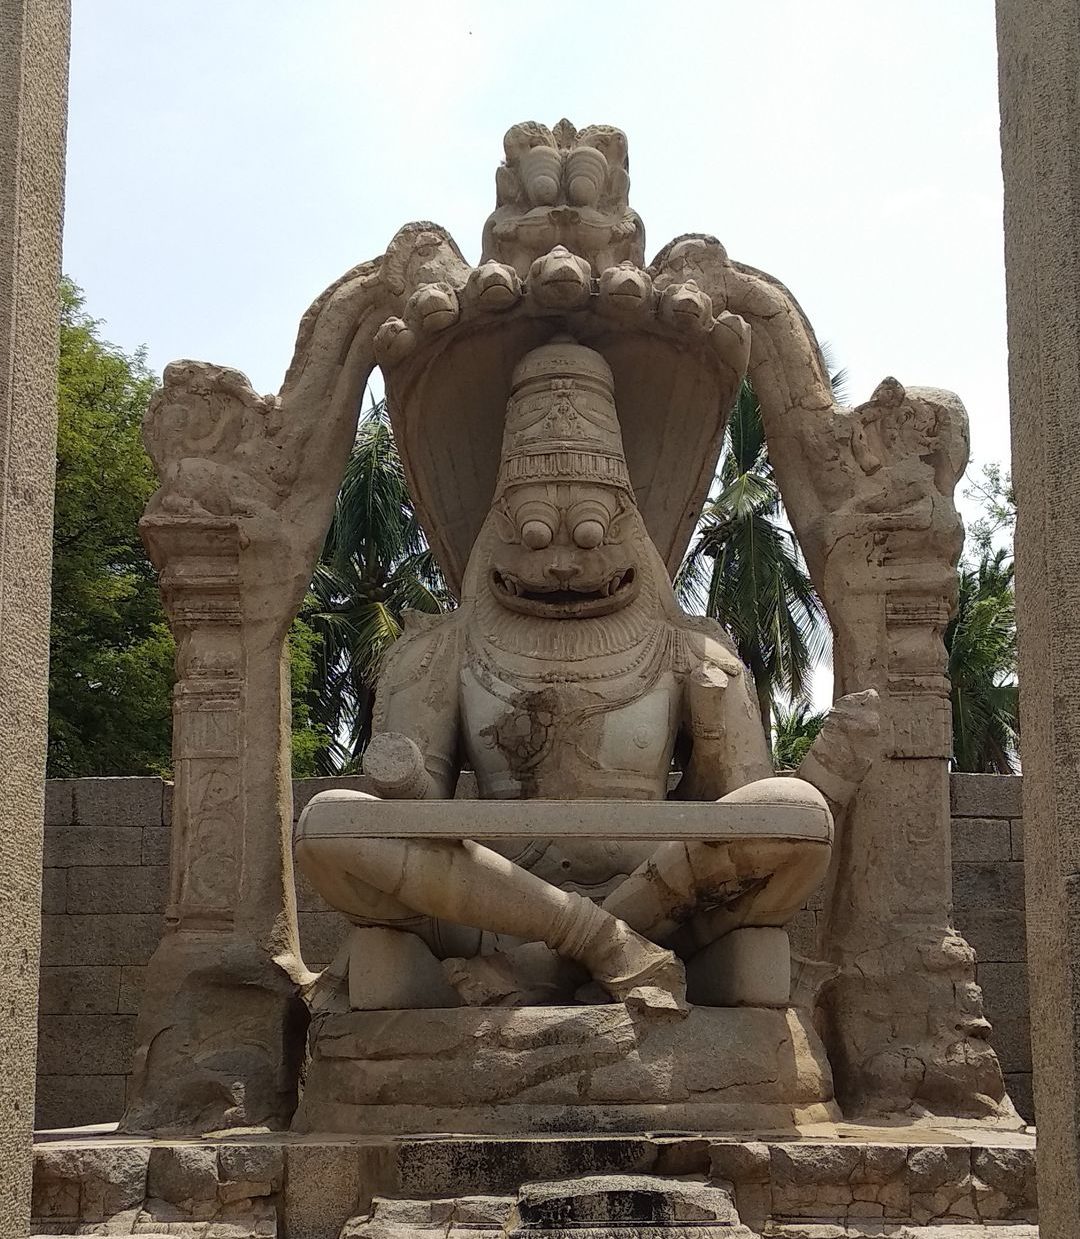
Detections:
490,567,637,617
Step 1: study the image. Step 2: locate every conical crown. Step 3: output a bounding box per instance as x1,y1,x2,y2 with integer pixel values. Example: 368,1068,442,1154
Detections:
497,339,634,495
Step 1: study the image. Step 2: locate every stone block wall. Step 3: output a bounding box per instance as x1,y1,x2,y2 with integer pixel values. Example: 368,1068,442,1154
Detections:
35,776,357,1130
35,773,1032,1129
37,778,167,1129
949,773,1031,1122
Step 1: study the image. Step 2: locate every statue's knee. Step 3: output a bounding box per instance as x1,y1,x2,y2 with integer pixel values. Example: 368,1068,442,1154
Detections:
719,775,829,815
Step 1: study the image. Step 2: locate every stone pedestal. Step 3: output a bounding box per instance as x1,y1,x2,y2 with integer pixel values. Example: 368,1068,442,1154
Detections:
292,1004,838,1135
997,1,1080,1231
0,1,69,1234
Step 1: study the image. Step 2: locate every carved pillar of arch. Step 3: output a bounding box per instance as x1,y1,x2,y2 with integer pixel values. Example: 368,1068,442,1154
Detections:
122,514,308,1134
650,237,1011,1119
810,481,1008,1119
157,517,245,932
119,230,464,1133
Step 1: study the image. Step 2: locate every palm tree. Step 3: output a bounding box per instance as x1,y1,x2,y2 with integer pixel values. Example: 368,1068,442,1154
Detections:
946,548,1019,773
677,381,828,746
772,702,827,770
302,400,450,772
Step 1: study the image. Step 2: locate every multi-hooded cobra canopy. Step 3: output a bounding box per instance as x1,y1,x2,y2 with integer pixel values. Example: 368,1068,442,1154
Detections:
369,120,751,597
380,277,749,597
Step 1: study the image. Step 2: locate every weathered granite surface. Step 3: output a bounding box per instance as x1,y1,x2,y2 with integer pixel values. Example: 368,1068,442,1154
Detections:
117,118,1006,1132
29,1128,1038,1239
342,1176,756,1237
998,1,1080,1234
0,1,70,1234
34,774,1032,1131
294,325,880,1045
293,1004,837,1135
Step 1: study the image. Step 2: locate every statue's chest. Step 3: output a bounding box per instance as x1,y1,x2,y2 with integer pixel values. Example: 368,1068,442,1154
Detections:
460,661,679,800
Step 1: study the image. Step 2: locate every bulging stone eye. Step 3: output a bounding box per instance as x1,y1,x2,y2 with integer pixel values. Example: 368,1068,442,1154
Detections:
521,146,563,207
530,174,560,205
573,519,605,549
521,519,553,549
565,147,607,208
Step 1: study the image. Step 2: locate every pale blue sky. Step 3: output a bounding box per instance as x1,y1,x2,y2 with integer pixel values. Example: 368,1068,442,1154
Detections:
65,1,1007,700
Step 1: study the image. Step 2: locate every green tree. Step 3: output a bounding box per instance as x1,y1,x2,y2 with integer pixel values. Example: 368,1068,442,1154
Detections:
287,615,329,778
49,278,325,776
947,548,1019,774
302,399,450,772
941,465,1020,773
677,380,828,746
49,278,171,776
947,549,1019,773
965,461,1016,558
772,702,827,770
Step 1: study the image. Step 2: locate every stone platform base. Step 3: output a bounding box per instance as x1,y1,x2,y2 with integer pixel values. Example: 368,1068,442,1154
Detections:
293,1004,838,1135
31,1124,1038,1239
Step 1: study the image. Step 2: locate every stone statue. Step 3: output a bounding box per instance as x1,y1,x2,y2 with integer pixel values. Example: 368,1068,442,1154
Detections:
127,118,1017,1136
296,338,878,1018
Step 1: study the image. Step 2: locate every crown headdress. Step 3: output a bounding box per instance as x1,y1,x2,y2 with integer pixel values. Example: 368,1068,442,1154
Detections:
497,339,634,497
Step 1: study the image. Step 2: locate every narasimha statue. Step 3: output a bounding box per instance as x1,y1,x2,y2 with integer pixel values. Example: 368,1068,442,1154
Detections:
295,338,878,1015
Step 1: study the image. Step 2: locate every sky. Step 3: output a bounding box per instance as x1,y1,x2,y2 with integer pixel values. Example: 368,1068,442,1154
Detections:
64,1,1009,702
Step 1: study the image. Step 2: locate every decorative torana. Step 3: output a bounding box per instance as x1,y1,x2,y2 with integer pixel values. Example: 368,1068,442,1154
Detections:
125,119,1016,1136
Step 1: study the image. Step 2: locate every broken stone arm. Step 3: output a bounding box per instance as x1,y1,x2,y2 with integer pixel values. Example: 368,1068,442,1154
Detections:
674,653,879,819
795,689,881,820
675,659,773,802
364,620,463,799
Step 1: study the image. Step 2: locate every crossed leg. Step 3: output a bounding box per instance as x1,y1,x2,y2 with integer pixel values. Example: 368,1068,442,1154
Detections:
294,794,686,1008
601,777,833,957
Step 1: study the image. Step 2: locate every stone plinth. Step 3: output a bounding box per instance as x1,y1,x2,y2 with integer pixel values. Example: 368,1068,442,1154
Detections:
292,1004,838,1136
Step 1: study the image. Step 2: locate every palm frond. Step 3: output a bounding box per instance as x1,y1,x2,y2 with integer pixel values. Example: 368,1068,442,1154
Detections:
679,379,829,736
773,702,827,770
820,341,850,404
946,548,1019,772
303,399,452,773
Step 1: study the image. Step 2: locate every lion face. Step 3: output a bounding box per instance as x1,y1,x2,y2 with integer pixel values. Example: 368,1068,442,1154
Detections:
487,481,640,619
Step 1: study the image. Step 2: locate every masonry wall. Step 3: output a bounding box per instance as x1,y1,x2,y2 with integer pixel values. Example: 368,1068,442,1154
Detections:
35,772,1031,1129
35,776,358,1130
949,773,1030,1122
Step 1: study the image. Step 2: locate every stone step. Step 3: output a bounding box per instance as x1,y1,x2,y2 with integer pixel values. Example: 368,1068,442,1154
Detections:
341,1177,759,1236
764,1227,1039,1239
30,1130,1038,1239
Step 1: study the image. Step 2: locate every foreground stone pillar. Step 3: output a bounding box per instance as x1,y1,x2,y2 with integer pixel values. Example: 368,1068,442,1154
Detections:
998,1,1080,1229
0,0,69,1232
